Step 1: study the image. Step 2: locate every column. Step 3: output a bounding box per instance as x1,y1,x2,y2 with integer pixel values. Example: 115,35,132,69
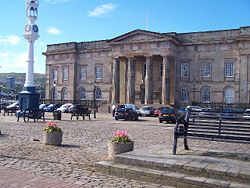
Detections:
112,58,120,103
127,57,136,103
145,56,153,104
239,55,248,103
162,55,170,105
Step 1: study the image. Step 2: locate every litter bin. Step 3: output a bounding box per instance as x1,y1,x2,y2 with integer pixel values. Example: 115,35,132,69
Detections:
53,110,61,120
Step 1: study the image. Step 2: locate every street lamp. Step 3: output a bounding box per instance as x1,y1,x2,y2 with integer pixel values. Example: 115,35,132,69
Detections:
93,81,97,119
52,81,56,106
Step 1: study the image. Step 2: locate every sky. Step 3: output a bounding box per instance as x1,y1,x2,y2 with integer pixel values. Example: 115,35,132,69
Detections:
0,0,249,74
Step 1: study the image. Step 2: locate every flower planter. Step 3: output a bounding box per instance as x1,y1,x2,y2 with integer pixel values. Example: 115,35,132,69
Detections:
108,141,134,159
44,131,63,146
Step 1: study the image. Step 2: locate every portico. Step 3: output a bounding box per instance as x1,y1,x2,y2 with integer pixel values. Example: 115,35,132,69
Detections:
112,54,176,105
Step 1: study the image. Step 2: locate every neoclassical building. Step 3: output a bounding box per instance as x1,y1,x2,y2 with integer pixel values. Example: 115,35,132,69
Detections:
43,26,250,106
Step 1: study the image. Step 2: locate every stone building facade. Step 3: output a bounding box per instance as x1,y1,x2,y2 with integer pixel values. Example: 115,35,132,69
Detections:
43,27,250,106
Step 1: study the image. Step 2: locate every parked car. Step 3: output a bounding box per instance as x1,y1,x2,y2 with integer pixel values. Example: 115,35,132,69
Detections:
115,104,139,121
158,107,176,123
243,109,250,120
115,104,140,116
44,103,61,112
219,108,240,120
139,106,156,117
177,107,187,117
186,105,203,112
153,107,164,117
6,102,19,110
39,103,48,111
56,103,73,113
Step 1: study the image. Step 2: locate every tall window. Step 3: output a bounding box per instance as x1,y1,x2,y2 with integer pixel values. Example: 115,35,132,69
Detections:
181,63,189,78
95,87,102,100
143,63,146,78
224,87,234,104
180,88,189,102
79,87,86,100
201,86,211,102
62,67,68,81
160,63,163,77
202,63,211,77
95,66,102,80
61,87,68,100
225,61,234,77
80,66,87,81
52,69,57,81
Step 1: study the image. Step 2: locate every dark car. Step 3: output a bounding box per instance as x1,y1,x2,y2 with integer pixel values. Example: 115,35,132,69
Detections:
115,107,139,121
44,103,61,112
159,107,176,123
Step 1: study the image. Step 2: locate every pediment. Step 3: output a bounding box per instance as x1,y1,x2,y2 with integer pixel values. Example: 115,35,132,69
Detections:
109,29,166,43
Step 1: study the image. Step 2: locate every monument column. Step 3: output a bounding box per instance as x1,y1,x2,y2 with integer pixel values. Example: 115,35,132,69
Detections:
145,56,153,104
162,55,170,105
19,0,40,111
112,58,120,103
126,57,135,104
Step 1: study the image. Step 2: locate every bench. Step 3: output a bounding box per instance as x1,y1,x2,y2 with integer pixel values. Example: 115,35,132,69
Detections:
173,110,250,155
70,105,91,120
17,108,45,122
3,107,17,116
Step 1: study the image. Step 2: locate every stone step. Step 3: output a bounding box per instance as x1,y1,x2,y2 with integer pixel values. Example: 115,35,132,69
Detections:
96,160,250,188
113,152,250,185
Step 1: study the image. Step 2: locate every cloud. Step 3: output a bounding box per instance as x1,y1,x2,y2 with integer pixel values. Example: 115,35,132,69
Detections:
47,27,61,35
43,0,71,4
88,3,116,17
0,52,27,72
0,35,21,46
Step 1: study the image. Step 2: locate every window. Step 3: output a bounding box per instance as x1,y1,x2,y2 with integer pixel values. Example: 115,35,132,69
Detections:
79,87,86,100
95,87,102,100
202,63,211,77
62,67,68,81
52,69,57,81
160,63,163,77
225,61,234,77
201,86,211,103
61,87,68,100
180,88,189,102
181,63,189,78
80,66,87,81
143,63,146,78
51,87,57,100
95,66,102,80
224,87,234,104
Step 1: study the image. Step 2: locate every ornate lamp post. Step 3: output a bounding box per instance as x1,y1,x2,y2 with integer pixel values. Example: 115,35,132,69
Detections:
19,0,40,111
52,81,56,106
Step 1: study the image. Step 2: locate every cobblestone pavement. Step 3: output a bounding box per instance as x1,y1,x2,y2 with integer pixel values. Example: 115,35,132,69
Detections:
0,112,250,187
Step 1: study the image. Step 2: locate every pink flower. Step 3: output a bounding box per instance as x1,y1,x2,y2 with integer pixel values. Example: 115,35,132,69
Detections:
47,122,56,127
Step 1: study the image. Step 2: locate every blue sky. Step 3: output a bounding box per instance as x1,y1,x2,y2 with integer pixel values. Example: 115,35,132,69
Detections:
0,0,249,74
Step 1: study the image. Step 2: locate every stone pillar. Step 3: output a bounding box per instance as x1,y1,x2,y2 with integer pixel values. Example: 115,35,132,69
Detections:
162,55,170,105
145,56,153,104
112,58,120,103
239,55,248,103
127,57,136,104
